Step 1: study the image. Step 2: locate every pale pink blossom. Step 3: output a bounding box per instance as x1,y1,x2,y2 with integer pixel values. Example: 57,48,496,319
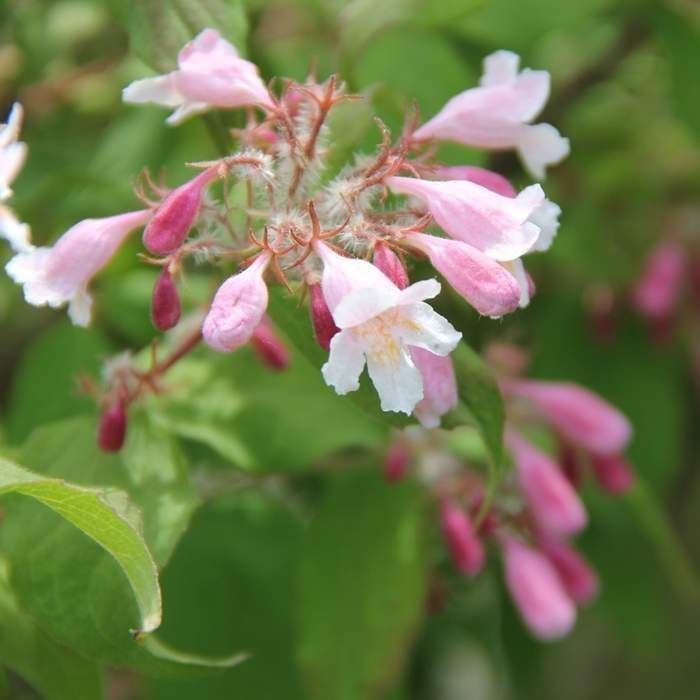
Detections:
315,242,461,415
632,239,685,321
441,499,485,576
143,167,217,254
412,50,569,179
403,232,520,317
504,379,632,456
5,209,151,326
540,538,599,604
411,348,458,428
123,28,274,125
506,430,587,537
250,314,290,371
202,252,271,352
502,536,576,640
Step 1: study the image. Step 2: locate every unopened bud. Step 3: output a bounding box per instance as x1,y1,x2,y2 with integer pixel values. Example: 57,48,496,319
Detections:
151,268,181,331
440,499,485,577
309,283,338,351
540,539,599,605
98,400,127,453
250,315,290,371
384,440,411,481
373,242,409,290
143,168,216,255
590,453,634,494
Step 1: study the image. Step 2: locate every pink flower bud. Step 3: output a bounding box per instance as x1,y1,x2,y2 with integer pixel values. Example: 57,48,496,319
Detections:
143,168,216,255
309,282,339,351
202,252,271,352
590,453,634,494
411,347,458,428
405,232,520,317
250,314,290,371
151,268,181,331
441,500,485,576
506,431,587,537
98,401,127,453
384,439,411,482
540,539,599,605
502,536,576,640
373,242,409,290
631,239,685,322
503,380,632,457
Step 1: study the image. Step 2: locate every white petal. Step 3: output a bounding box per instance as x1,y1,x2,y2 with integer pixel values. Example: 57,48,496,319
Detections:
366,346,424,415
122,74,182,107
0,142,27,196
395,278,441,306
68,287,93,326
517,123,570,180
321,330,367,395
0,205,32,252
503,259,530,308
165,101,211,126
480,50,520,86
333,285,401,329
0,103,23,149
529,199,561,252
399,302,462,356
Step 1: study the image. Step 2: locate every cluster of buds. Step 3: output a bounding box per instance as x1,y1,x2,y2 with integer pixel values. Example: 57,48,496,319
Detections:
2,29,569,445
388,343,634,640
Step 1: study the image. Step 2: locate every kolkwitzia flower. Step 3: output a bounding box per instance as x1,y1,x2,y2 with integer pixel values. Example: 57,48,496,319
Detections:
411,348,458,428
412,50,570,179
6,209,151,326
123,28,274,125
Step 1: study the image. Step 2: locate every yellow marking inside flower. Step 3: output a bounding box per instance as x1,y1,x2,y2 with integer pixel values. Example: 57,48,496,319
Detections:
352,308,421,367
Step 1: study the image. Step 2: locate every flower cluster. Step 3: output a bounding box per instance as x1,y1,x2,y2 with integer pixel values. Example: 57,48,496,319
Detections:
2,29,568,441
387,343,634,640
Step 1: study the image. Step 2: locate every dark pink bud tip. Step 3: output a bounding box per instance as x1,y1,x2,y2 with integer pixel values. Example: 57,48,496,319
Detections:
151,268,181,331
309,283,339,351
440,499,485,577
373,242,409,290
143,169,215,255
98,401,127,453
384,440,411,482
591,454,634,495
250,316,290,371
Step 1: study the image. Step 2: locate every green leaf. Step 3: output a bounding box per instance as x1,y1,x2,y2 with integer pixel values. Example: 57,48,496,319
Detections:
297,468,429,700
0,558,103,700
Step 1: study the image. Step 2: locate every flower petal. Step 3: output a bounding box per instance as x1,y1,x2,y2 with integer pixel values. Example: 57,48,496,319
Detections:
399,302,462,356
321,330,366,395
366,345,424,415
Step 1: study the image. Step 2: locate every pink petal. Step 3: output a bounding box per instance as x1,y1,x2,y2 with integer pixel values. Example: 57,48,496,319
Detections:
631,239,685,321
411,348,458,428
441,499,485,576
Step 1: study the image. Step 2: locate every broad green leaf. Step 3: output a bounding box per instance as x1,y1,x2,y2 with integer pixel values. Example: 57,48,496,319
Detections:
0,558,103,700
297,468,429,700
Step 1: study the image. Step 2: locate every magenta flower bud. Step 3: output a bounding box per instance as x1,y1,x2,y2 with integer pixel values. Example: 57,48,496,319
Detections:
632,239,685,322
250,314,290,371
590,453,634,495
151,268,181,331
506,431,587,537
309,282,339,351
384,439,411,482
406,232,520,317
143,168,216,255
540,539,599,605
203,252,271,352
502,536,576,640
503,379,632,457
440,499,485,577
373,242,409,290
98,400,127,453
411,347,458,428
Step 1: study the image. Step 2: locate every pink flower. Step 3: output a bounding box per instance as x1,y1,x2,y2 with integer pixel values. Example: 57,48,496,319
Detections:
436,165,516,198
308,282,339,351
5,209,151,326
411,348,458,428
384,439,411,482
590,454,634,494
386,176,545,261
504,380,632,457
441,499,485,576
502,536,576,640
250,314,290,371
151,268,181,331
123,28,274,125
202,252,271,351
403,232,520,317
143,168,217,255
373,242,409,290
632,239,685,321
540,539,599,605
412,50,569,179
315,242,461,415
506,431,587,537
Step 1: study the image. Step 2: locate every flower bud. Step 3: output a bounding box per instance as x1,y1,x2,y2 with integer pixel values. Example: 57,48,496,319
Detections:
143,168,216,255
309,282,339,351
384,439,411,482
440,499,485,576
411,348,458,428
250,315,290,371
590,453,634,495
98,401,127,453
540,539,599,605
632,239,685,322
151,268,181,331
373,242,409,290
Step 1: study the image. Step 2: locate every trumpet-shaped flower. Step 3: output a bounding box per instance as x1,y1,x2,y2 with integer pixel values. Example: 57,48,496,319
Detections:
123,28,274,125
412,50,569,179
316,242,461,415
6,209,151,326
